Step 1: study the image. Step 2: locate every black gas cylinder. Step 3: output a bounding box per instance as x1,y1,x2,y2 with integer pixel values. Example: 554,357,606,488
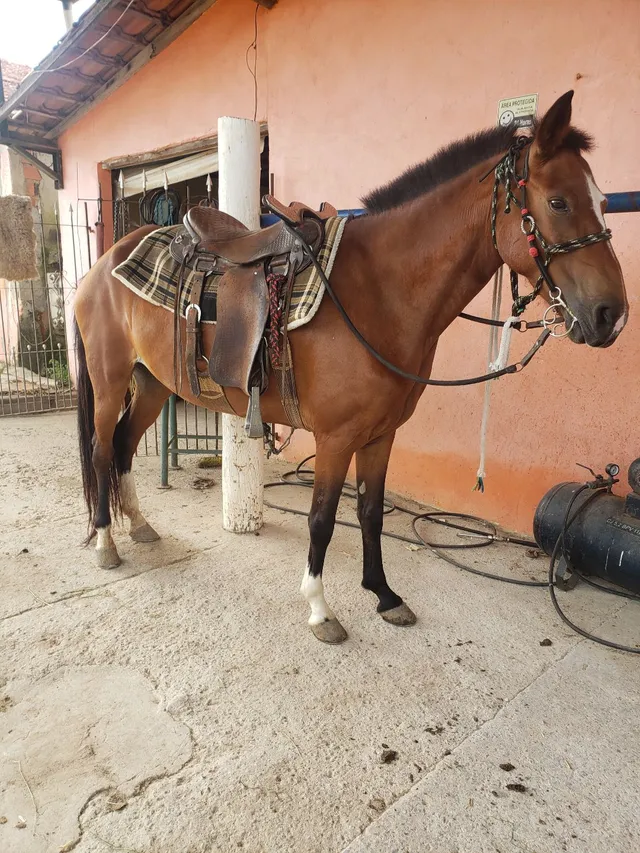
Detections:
533,459,640,594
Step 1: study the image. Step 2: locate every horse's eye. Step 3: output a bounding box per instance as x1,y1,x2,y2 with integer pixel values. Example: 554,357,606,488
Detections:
549,197,569,213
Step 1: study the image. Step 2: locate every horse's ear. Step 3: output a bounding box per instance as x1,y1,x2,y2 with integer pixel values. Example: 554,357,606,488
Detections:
533,91,574,161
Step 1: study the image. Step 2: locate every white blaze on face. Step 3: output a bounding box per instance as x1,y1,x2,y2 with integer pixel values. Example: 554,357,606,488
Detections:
585,172,607,228
585,171,628,338
300,563,335,625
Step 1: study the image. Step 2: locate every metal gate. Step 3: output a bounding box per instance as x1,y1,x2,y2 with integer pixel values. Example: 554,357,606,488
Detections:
0,195,221,466
0,204,78,416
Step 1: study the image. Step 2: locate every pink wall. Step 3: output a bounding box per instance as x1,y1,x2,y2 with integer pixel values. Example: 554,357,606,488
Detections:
59,0,640,534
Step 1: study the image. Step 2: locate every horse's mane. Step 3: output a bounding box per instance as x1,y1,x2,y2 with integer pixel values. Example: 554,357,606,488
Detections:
362,123,593,214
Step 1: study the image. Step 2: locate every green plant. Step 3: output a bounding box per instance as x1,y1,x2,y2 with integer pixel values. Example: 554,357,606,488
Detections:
47,357,70,386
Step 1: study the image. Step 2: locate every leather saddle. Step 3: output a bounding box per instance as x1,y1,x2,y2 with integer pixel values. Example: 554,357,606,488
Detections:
169,195,337,437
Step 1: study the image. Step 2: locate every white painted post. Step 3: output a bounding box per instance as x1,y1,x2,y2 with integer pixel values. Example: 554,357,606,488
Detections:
218,116,264,533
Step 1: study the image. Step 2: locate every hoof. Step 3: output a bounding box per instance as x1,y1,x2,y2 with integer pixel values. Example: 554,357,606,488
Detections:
310,618,348,644
96,546,121,570
130,523,160,543
380,602,417,626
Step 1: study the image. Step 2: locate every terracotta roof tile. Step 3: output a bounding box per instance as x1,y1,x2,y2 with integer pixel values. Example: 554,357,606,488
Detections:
1,59,32,100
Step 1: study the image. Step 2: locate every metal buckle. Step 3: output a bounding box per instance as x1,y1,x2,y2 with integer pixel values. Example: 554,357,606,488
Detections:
185,303,201,322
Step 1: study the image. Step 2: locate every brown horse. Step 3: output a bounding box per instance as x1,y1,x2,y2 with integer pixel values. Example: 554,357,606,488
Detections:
74,91,627,643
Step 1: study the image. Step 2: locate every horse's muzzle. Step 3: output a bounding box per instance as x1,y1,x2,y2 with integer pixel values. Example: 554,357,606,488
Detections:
568,301,628,348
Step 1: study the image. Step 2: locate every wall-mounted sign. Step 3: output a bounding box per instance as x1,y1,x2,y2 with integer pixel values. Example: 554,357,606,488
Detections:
497,94,538,129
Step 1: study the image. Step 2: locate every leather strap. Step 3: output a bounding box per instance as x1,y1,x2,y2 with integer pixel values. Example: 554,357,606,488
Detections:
272,264,306,429
185,271,205,397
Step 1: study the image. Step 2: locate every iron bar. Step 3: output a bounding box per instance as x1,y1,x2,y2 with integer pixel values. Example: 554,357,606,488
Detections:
0,284,15,415
18,282,33,412
171,394,180,468
69,205,79,287
160,400,169,487
84,202,93,269
28,280,46,407
39,205,61,411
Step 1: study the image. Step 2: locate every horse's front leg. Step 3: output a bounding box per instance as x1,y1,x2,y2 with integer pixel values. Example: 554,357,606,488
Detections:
356,433,417,626
301,444,353,643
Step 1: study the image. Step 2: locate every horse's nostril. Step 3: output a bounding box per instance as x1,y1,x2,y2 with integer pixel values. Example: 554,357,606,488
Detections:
594,303,615,332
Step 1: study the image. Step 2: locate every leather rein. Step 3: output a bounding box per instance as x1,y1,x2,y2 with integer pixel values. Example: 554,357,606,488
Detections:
288,137,612,387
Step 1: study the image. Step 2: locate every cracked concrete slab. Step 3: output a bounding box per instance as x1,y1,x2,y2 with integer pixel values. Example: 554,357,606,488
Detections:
342,640,640,853
1,412,639,853
0,666,192,853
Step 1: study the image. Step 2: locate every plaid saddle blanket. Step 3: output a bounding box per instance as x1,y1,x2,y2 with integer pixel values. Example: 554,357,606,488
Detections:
112,216,348,330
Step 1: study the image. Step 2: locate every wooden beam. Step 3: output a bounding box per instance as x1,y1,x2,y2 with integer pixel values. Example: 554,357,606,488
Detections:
14,105,62,122
101,121,267,170
93,23,153,48
128,3,172,25
0,134,61,154
48,0,220,140
37,87,89,106
67,47,129,70
12,145,63,188
51,67,105,87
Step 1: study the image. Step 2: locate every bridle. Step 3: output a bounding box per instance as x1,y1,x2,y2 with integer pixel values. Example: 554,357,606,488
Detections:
287,137,613,387
487,135,612,337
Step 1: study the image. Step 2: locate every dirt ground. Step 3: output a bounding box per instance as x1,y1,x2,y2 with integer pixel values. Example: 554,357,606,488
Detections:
1,411,639,853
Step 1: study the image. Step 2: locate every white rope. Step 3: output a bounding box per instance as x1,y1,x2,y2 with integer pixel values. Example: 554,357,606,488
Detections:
474,266,504,492
490,315,517,373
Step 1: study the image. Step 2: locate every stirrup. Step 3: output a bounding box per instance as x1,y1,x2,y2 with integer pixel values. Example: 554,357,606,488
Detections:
245,385,264,439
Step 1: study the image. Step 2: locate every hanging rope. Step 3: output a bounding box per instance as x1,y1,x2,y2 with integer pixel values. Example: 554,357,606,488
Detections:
474,266,503,492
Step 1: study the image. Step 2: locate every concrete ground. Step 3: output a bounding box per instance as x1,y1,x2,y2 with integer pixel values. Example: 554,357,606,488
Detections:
1,411,639,853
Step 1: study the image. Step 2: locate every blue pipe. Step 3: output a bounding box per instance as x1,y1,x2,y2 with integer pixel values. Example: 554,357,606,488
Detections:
260,194,640,227
605,192,640,214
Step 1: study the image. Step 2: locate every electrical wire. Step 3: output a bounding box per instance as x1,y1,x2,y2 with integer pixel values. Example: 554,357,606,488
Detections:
31,0,137,75
245,4,259,122
265,454,640,652
264,456,545,588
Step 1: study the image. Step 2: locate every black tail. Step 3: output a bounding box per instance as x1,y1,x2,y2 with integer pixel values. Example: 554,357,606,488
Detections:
75,321,129,534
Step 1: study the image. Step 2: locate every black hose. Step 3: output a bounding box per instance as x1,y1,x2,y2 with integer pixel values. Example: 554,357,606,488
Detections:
547,485,640,654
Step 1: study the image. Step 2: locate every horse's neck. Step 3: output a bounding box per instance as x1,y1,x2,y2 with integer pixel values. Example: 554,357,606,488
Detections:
350,168,501,348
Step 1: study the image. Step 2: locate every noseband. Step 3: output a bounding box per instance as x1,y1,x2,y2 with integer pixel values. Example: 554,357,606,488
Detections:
488,136,612,336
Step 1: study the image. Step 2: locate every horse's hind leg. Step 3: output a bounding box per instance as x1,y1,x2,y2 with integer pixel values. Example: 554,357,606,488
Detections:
301,444,353,643
118,364,171,542
91,371,134,569
356,433,416,626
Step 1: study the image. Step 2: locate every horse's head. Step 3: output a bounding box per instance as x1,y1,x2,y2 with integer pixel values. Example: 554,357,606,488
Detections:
497,91,628,347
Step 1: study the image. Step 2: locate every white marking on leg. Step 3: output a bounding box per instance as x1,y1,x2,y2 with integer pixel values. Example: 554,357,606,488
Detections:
96,525,116,551
120,471,146,533
358,480,366,495
300,563,335,626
